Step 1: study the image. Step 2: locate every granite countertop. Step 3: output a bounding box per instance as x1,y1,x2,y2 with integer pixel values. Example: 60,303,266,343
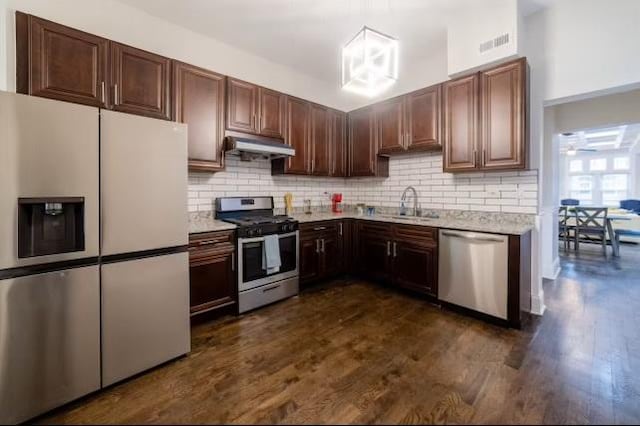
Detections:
291,212,534,236
189,211,237,234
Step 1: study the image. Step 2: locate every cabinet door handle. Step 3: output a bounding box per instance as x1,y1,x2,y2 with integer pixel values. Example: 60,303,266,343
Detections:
231,252,235,271
393,242,397,258
321,239,325,253
387,241,391,256
113,84,119,106
316,239,320,254
100,81,105,104
339,223,343,236
313,226,327,231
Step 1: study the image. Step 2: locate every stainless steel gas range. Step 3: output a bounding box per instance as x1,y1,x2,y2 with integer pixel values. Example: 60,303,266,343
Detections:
216,197,299,313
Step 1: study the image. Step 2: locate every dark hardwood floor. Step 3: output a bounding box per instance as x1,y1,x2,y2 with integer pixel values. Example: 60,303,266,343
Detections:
40,245,640,424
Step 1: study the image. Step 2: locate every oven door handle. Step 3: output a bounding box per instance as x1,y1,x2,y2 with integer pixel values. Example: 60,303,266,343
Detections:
238,231,299,244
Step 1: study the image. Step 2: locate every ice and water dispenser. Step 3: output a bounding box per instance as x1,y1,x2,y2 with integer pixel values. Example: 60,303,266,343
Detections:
17,197,85,258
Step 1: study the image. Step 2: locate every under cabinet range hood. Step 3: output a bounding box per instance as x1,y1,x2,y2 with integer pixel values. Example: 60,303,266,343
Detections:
224,135,295,160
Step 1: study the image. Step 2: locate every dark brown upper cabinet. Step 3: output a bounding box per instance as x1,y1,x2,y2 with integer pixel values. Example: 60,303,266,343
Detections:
444,58,528,173
373,84,443,155
443,74,479,172
310,104,330,176
406,84,442,151
173,61,226,173
329,110,347,177
348,106,389,177
376,97,405,155
281,96,311,175
16,12,109,107
226,78,257,133
110,42,171,120
480,58,527,170
226,78,285,139
258,87,285,139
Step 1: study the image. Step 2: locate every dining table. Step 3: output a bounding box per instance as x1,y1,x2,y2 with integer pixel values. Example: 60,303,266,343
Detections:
606,213,633,256
564,208,635,256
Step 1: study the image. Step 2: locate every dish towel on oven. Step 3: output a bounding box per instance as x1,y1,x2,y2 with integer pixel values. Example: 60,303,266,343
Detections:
262,234,281,274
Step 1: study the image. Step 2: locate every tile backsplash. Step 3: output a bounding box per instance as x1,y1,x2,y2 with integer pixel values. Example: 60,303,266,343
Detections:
188,152,538,215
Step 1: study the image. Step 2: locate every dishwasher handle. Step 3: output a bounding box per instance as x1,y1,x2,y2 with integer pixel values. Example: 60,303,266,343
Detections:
441,231,505,243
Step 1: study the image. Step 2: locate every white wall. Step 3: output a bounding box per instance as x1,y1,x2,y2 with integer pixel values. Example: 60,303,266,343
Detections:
0,0,351,110
349,42,449,110
529,0,640,105
447,0,521,76
525,0,640,303
553,89,640,133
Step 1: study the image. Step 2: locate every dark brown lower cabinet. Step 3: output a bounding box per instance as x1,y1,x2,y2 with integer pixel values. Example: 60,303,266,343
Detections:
299,221,345,285
299,235,321,283
356,221,438,297
356,222,393,282
391,226,438,297
189,231,237,321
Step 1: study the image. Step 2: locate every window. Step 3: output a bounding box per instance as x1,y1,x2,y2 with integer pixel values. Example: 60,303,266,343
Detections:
589,158,607,171
601,174,628,206
569,159,583,172
563,152,632,207
570,175,593,205
614,157,630,170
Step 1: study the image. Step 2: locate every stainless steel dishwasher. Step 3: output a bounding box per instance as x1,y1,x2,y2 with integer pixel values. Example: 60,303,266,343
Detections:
438,230,509,319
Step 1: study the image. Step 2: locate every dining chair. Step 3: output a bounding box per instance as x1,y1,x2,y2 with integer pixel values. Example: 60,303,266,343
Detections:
574,207,609,255
558,206,575,250
620,199,640,213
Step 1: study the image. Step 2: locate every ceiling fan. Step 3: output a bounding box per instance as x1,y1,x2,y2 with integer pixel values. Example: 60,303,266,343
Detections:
561,132,597,156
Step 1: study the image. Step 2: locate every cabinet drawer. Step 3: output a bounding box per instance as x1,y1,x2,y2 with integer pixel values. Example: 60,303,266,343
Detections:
358,221,393,237
393,224,437,244
239,277,298,313
300,221,341,237
189,230,235,247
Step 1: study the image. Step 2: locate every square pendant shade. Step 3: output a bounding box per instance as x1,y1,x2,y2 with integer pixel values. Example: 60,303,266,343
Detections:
341,26,398,97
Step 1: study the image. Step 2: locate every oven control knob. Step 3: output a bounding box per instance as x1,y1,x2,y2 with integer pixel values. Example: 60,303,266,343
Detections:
248,229,256,237
257,228,262,236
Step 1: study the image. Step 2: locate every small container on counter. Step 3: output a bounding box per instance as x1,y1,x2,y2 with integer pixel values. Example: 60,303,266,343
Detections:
366,206,376,216
303,199,312,215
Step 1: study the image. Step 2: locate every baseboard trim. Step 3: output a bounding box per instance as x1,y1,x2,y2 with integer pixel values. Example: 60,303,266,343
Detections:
530,294,546,316
543,256,561,281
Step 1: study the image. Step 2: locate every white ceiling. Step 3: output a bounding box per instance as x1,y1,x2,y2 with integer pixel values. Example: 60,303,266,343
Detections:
118,0,551,87
560,124,640,154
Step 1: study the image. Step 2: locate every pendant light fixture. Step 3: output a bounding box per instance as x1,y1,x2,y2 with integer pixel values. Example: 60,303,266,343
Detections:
341,26,399,97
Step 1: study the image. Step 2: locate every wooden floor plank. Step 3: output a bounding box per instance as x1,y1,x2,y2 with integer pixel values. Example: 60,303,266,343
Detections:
38,245,640,425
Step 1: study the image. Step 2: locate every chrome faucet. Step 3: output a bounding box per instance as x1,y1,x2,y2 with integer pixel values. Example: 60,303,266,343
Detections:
400,186,419,216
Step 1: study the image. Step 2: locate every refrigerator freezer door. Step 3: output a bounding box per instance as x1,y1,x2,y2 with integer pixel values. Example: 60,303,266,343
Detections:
100,110,188,256
0,266,101,424
101,252,190,386
0,91,99,270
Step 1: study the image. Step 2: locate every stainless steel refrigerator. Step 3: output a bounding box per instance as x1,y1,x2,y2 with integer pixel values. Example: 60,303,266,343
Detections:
0,92,190,424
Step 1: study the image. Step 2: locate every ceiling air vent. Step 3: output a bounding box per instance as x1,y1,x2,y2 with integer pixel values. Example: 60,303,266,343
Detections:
479,33,510,53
